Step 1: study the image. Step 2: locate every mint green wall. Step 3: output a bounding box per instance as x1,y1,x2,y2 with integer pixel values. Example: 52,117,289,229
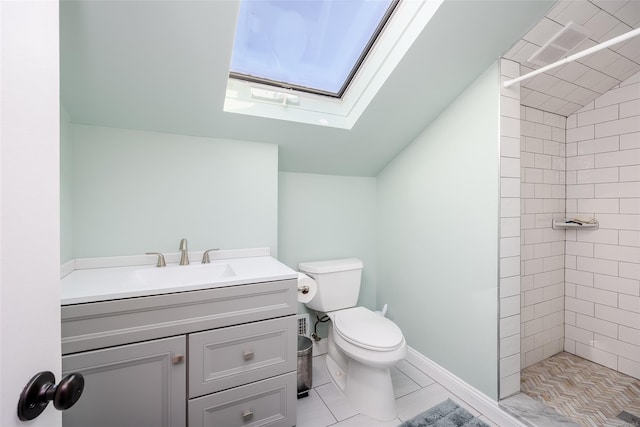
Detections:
377,63,500,398
61,64,503,396
278,172,377,322
60,107,74,263
69,124,278,258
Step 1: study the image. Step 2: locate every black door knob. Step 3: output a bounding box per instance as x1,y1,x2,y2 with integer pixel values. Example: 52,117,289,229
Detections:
52,372,84,410
17,371,85,421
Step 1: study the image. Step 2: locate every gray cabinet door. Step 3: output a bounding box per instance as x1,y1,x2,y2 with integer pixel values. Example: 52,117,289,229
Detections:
62,336,186,427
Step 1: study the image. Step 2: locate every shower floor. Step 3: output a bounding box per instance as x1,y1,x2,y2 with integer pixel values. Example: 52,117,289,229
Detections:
521,352,640,427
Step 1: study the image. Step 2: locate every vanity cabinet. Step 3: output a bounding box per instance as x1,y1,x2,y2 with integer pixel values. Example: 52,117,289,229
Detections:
61,278,297,427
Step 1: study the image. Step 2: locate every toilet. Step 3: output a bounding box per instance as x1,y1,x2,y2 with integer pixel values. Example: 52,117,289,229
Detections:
298,258,406,421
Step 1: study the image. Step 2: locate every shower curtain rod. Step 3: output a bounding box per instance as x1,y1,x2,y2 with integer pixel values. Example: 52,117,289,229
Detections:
503,27,640,88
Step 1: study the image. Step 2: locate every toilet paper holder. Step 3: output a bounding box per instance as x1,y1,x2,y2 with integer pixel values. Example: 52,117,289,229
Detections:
296,272,317,304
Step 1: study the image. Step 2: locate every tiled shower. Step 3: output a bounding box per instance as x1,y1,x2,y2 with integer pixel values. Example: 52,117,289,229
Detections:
520,106,566,371
564,77,640,377
498,57,640,399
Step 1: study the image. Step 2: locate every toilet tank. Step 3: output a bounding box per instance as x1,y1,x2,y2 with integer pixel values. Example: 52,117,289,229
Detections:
298,258,363,313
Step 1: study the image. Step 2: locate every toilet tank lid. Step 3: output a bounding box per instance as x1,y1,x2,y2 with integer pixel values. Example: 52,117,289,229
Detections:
298,258,363,274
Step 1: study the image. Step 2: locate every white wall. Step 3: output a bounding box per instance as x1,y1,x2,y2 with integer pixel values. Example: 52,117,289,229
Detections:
377,63,500,399
67,125,278,258
278,172,377,316
519,106,567,370
0,1,62,425
564,71,640,379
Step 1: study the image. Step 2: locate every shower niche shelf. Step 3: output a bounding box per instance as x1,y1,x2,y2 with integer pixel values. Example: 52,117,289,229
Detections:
552,218,599,230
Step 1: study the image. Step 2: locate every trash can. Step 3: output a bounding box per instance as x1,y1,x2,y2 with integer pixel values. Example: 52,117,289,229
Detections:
297,335,313,398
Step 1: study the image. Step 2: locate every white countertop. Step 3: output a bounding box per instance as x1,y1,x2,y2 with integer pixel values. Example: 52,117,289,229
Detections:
61,255,297,305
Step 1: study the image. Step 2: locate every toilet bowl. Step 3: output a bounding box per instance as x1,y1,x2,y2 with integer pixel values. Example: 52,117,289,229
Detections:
330,307,406,366
325,307,407,421
298,258,407,421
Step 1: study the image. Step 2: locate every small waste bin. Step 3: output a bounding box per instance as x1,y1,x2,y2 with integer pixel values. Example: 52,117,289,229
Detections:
297,335,313,398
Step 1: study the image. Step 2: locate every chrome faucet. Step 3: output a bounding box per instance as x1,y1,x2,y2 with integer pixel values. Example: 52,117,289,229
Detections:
145,252,166,267
179,238,189,265
201,248,219,264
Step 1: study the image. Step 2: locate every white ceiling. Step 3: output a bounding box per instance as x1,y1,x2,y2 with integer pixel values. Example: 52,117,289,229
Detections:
61,0,556,176
504,0,640,116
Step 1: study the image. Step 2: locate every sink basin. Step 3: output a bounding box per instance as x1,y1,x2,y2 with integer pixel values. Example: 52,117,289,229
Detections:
135,263,236,287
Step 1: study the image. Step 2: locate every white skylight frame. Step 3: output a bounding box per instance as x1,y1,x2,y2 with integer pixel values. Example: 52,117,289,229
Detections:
224,0,444,129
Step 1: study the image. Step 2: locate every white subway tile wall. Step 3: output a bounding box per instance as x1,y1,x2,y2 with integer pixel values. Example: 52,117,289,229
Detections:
565,71,640,379
500,64,640,398
520,101,567,373
499,59,522,399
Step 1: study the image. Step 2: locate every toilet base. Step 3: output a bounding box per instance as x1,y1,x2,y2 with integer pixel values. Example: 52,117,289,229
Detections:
325,352,397,421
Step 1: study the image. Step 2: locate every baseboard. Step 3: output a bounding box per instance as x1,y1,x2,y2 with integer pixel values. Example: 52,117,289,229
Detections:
60,259,76,278
405,346,527,427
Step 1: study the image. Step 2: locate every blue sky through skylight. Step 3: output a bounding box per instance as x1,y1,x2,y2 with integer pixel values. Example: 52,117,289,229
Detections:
230,0,396,97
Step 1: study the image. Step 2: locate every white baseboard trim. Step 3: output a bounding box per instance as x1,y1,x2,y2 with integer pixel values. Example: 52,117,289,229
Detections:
60,259,76,278
405,346,527,427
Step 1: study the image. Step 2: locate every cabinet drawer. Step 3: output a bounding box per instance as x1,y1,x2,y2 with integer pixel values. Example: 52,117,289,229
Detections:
188,372,296,427
189,316,296,398
62,279,296,354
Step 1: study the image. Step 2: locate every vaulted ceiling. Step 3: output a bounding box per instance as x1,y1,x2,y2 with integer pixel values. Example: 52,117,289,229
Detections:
61,0,559,176
504,0,640,116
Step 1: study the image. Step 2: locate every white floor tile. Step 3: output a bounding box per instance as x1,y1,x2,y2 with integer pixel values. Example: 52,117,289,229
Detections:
395,359,435,388
311,355,331,387
298,351,517,427
395,384,450,422
395,383,480,422
391,366,420,398
331,413,401,427
315,382,359,422
296,389,337,427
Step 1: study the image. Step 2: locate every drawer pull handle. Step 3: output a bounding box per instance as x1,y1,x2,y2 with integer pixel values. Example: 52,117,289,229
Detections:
242,409,253,421
171,354,184,364
242,350,254,361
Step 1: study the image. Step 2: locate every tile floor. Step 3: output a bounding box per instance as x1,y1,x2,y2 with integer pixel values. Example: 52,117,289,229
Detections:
521,352,640,427
296,354,503,427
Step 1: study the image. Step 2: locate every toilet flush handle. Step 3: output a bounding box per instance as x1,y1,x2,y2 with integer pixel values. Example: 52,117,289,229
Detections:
375,304,388,317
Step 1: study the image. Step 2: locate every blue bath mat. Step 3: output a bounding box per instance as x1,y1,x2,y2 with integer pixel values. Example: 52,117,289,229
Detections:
618,411,640,426
399,398,490,427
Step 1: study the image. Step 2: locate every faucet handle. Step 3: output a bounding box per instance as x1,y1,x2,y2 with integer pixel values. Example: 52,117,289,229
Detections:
145,252,166,268
179,238,189,266
201,249,220,264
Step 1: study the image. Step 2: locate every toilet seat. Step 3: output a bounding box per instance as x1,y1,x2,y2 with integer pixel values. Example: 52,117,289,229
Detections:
333,307,404,351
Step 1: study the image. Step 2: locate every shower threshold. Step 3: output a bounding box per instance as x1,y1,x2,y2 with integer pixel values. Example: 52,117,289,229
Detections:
499,393,580,427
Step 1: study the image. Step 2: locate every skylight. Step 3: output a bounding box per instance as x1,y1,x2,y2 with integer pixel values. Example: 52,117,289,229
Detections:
224,0,444,129
230,0,398,98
